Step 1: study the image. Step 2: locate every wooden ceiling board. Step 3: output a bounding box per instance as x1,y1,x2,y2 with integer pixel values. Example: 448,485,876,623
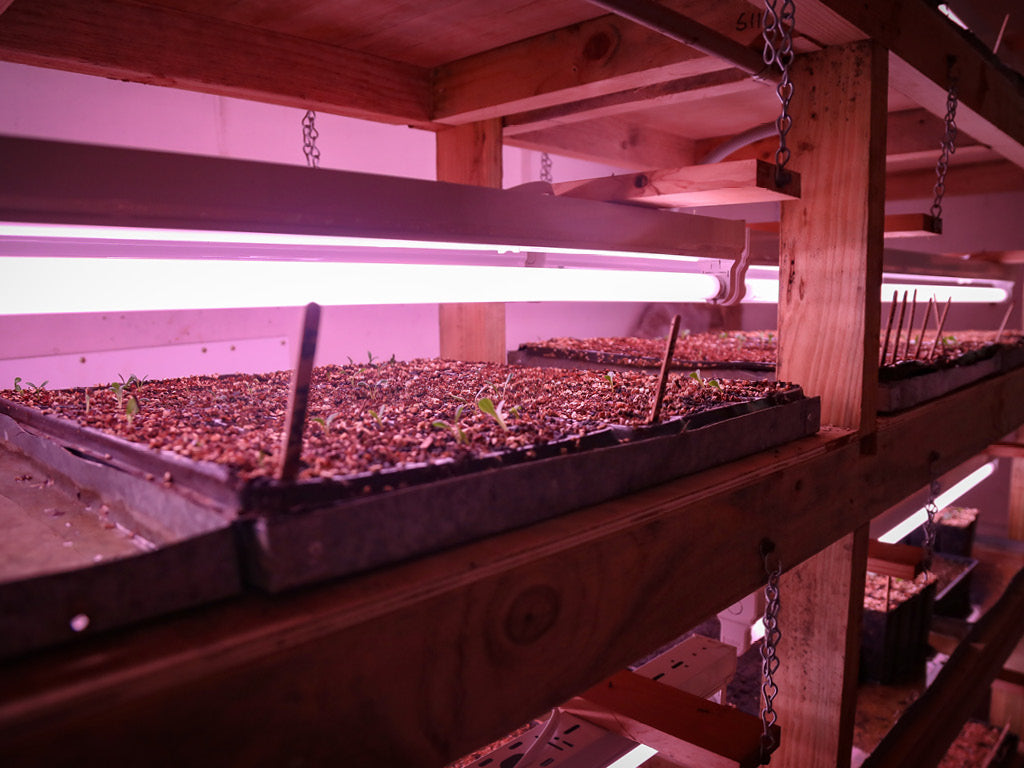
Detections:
141,0,603,67
620,86,781,140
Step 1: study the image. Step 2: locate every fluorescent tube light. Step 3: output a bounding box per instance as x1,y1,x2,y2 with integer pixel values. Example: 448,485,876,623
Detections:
733,266,1012,305
607,744,659,768
0,222,706,267
0,257,723,314
878,461,997,543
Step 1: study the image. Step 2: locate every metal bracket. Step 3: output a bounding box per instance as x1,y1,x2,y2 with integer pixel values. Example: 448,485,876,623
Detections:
707,228,752,305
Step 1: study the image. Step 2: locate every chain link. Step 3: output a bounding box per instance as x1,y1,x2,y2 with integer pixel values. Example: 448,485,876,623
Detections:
762,0,796,187
922,476,941,570
302,109,321,169
760,541,782,763
540,151,553,183
930,78,958,221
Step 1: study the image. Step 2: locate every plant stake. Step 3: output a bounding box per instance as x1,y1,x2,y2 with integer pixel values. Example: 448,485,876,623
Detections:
995,301,1014,343
913,297,935,360
890,290,908,365
278,302,321,482
928,298,952,362
880,290,898,364
648,314,681,424
902,290,917,360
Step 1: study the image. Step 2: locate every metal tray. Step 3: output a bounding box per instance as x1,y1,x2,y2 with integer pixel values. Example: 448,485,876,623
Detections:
0,385,819,601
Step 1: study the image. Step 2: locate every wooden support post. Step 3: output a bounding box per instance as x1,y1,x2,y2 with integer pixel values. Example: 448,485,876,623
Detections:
775,40,887,768
1009,426,1024,542
436,119,506,364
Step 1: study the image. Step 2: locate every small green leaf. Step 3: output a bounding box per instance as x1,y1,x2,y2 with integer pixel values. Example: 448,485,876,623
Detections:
13,377,22,392
477,397,508,431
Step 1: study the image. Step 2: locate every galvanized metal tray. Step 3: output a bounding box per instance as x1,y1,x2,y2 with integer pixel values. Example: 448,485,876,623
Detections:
1,385,818,599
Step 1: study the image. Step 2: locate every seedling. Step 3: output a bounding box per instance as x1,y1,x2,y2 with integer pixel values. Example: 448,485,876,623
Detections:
603,371,615,386
367,407,385,428
432,404,469,444
311,412,341,431
124,394,140,426
13,377,48,392
477,396,508,431
110,381,126,409
688,369,722,389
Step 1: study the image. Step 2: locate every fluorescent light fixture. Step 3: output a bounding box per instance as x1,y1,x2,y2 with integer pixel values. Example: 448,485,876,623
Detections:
938,3,969,30
729,266,1012,305
878,460,997,543
607,744,659,768
0,257,723,314
0,136,745,262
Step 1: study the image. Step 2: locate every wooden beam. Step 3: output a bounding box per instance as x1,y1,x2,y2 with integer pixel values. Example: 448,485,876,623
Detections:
778,42,887,430
432,1,766,125
1010,427,1024,542
436,120,506,364
775,528,869,768
5,363,1024,766
886,160,1024,202
0,0,432,127
750,213,941,240
566,670,773,767
774,40,888,768
866,540,926,580
552,159,800,208
506,118,697,170
584,0,769,78
804,0,1024,169
503,68,759,137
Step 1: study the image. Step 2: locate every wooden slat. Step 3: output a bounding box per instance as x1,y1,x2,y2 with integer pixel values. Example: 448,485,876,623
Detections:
867,540,926,580
552,159,800,208
436,120,506,365
750,213,941,240
4,363,1024,765
804,0,1024,169
566,670,772,768
0,0,432,127
887,160,1024,202
506,118,697,170
503,68,759,137
432,0,768,126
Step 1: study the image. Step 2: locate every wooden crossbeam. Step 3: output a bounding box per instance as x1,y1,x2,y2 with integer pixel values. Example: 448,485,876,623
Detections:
432,0,767,125
867,540,927,580
553,159,800,208
0,0,432,127
566,670,775,768
750,213,940,239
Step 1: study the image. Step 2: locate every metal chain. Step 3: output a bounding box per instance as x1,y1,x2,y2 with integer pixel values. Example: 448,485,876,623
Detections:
540,151,553,183
930,78,959,221
923,476,941,570
759,540,782,764
762,0,796,187
302,109,321,168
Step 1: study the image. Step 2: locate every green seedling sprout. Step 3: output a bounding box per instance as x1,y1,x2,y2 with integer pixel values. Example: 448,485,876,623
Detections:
688,369,722,390
124,394,140,426
476,396,508,432
432,404,469,444
603,371,615,386
13,377,21,392
311,412,340,431
367,408,384,428
110,381,125,409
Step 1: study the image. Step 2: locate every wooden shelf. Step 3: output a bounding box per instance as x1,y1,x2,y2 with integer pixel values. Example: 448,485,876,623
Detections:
3,365,1024,766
